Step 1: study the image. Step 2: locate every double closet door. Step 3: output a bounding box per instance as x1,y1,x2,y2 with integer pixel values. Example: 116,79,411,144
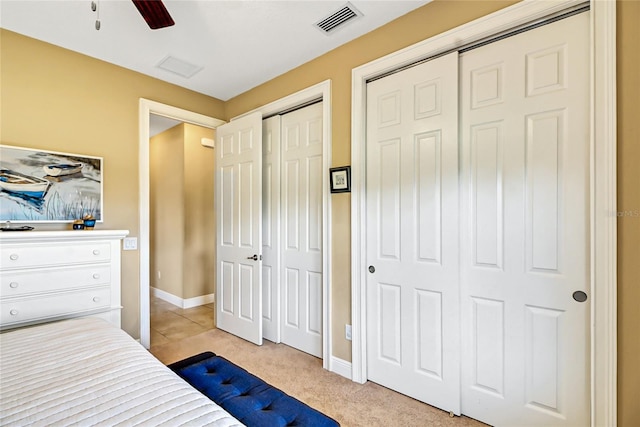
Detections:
365,12,589,427
216,103,323,358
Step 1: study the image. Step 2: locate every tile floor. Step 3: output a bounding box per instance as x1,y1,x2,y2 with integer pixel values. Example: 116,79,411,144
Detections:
150,295,216,348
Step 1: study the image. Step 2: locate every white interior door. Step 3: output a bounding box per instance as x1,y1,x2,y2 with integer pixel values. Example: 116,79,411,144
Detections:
216,112,263,345
262,115,281,342
280,102,324,357
459,12,590,426
365,52,460,414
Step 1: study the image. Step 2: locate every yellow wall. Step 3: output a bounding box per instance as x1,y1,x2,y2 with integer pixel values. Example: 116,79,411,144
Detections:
0,29,226,334
183,124,216,299
1,0,638,423
150,125,185,297
150,123,216,300
616,1,640,425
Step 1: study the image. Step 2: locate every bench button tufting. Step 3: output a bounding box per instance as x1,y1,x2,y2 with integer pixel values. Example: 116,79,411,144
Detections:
170,354,338,426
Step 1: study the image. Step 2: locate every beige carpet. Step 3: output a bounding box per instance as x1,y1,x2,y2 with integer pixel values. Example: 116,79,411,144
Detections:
151,329,487,427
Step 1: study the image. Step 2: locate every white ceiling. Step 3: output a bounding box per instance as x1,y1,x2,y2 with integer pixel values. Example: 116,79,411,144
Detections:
0,0,430,101
149,113,182,137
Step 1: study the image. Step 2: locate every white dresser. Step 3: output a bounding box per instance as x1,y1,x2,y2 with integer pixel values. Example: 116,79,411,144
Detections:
0,230,128,330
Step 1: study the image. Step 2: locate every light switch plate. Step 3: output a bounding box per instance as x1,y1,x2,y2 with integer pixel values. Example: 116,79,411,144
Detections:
123,237,138,250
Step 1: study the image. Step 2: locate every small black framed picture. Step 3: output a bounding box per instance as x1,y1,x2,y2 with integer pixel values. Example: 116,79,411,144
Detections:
330,166,351,193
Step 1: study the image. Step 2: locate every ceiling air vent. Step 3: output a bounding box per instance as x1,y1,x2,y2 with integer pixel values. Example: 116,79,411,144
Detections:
315,2,362,34
156,55,203,79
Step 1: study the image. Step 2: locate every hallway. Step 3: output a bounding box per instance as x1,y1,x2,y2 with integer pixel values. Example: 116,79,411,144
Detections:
150,295,215,348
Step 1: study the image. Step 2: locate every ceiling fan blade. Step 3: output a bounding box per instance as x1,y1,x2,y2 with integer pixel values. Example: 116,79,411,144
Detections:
131,0,175,30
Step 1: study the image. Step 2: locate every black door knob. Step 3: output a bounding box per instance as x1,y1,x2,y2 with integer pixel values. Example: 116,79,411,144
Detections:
572,291,588,302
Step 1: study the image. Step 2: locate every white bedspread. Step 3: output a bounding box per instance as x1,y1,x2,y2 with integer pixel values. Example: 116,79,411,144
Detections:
0,317,243,426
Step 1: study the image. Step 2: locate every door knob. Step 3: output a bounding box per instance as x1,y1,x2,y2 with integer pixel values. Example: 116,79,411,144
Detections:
572,291,588,302
247,254,259,261
368,265,375,273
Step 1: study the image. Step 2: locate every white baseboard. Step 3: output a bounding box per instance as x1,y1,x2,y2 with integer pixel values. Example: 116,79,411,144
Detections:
329,356,352,380
151,287,215,309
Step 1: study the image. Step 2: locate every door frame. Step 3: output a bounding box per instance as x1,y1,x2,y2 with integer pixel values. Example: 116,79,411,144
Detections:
350,1,616,426
138,99,225,349
229,80,333,369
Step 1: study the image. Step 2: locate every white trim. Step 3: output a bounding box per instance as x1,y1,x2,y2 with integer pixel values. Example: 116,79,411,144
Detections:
182,293,215,309
590,1,617,426
151,287,182,308
329,356,352,380
138,98,225,349
151,287,215,309
350,0,616,424
231,80,334,371
231,80,329,121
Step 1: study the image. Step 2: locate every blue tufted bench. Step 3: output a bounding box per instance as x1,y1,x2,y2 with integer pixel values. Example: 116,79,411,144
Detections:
169,352,340,427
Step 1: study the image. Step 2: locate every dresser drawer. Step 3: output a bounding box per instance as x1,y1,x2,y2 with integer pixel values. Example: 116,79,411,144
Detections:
1,287,111,326
1,265,111,297
0,242,111,269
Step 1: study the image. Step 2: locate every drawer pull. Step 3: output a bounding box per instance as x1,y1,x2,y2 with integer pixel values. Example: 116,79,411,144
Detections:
93,249,100,256
93,273,101,280
9,282,19,289
9,254,19,261
93,296,101,303
9,309,18,316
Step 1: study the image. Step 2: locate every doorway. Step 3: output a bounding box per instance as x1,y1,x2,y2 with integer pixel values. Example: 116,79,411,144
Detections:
138,99,224,349
140,81,333,366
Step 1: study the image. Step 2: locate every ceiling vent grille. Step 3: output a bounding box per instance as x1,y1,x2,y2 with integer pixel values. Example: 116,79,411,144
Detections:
156,55,203,79
315,3,362,34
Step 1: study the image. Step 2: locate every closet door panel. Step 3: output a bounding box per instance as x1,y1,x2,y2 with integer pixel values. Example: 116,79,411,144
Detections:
280,102,324,357
460,13,590,427
366,51,460,415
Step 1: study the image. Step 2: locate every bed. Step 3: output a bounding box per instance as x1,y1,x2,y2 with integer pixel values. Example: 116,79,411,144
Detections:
0,317,243,426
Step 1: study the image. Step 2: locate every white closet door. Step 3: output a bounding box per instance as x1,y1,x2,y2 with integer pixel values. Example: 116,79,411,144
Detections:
215,112,263,346
459,12,590,426
262,115,281,342
365,52,460,414
280,102,324,357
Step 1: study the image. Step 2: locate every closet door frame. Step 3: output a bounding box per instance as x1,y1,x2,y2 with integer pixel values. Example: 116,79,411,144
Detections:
350,2,616,426
232,80,333,370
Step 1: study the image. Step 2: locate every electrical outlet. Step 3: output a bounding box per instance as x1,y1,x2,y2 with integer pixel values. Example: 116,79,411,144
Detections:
345,324,352,341
157,271,161,280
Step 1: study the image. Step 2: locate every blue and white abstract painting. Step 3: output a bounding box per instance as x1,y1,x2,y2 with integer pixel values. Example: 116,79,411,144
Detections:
0,145,103,222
